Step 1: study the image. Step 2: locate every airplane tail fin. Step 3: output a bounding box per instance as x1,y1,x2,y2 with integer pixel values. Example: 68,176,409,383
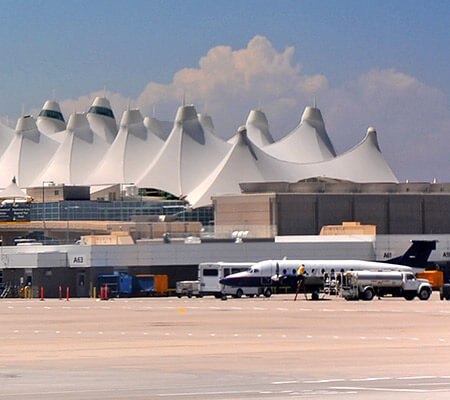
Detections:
386,240,437,268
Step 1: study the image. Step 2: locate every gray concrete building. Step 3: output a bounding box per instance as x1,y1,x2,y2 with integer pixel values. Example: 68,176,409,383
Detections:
214,181,450,238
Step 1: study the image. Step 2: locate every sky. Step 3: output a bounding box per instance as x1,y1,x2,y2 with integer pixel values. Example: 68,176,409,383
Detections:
0,0,448,181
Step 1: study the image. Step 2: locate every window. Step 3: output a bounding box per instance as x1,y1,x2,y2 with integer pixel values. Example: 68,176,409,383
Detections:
38,109,65,122
203,269,218,277
88,106,115,119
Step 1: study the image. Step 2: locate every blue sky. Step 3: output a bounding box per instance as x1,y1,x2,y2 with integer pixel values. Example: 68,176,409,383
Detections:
0,0,449,181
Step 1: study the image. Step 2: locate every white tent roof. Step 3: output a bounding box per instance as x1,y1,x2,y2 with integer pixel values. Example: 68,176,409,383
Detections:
86,97,117,144
144,116,169,141
87,109,164,185
0,178,30,199
264,106,336,162
186,126,298,208
0,116,59,188
33,113,109,185
136,105,231,196
187,126,398,208
302,127,398,183
36,100,66,135
245,109,274,147
0,121,15,158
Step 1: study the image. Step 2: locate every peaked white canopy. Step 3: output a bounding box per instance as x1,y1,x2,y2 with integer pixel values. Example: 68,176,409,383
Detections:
144,116,169,141
34,113,109,186
88,109,164,185
87,97,117,144
0,121,15,158
0,116,59,188
264,106,336,163
0,178,31,199
187,126,398,208
187,126,298,208
36,100,66,135
303,127,398,183
136,105,231,196
245,109,274,147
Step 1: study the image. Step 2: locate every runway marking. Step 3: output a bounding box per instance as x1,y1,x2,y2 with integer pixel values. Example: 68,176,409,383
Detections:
157,390,260,397
187,333,192,336
143,332,149,335
333,336,339,339
121,332,125,335
439,338,445,342
306,335,312,339
282,334,287,338
360,336,366,339
98,331,103,335
257,334,262,337
331,386,426,392
210,333,216,337
396,376,437,380
385,337,392,340
349,377,393,382
76,331,82,334
55,331,60,334
33,330,39,334
272,380,299,385
13,330,19,333
304,379,346,383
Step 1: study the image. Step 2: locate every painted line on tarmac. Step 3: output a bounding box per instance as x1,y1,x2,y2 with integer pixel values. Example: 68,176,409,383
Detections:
272,380,300,385
331,386,427,392
396,376,437,380
349,377,393,382
304,379,346,383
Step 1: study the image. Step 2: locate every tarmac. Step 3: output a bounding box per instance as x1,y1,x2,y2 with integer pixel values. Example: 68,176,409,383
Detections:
1,293,449,399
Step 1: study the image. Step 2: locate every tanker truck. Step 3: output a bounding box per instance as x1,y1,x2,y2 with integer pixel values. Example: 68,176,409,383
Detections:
342,271,432,301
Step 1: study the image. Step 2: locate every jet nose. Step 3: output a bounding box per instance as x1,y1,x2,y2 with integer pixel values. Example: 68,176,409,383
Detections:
220,277,230,285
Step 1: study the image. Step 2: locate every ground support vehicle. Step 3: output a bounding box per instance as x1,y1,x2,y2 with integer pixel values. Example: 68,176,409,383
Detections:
342,271,432,301
97,274,168,297
199,262,260,298
440,284,450,300
176,280,201,298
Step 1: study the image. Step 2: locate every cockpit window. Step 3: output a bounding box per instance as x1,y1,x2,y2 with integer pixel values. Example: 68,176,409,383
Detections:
39,109,65,122
88,106,115,119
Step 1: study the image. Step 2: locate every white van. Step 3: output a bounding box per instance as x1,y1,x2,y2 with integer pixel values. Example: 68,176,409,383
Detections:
198,262,260,298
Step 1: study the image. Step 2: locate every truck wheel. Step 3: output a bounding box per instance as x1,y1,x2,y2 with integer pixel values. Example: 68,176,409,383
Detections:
311,292,319,301
235,289,243,298
418,287,431,301
362,288,374,301
187,292,192,298
264,288,272,298
404,293,415,301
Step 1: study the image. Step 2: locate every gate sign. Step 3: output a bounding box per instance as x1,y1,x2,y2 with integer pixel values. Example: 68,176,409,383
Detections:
0,203,31,222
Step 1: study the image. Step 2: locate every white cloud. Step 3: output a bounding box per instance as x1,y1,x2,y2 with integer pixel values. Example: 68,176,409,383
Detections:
38,35,449,182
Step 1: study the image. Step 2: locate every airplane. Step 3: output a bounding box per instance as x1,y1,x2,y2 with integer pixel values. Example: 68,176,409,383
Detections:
219,240,437,300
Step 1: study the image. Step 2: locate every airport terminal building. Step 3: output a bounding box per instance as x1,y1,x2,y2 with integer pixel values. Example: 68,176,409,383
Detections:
0,96,448,296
